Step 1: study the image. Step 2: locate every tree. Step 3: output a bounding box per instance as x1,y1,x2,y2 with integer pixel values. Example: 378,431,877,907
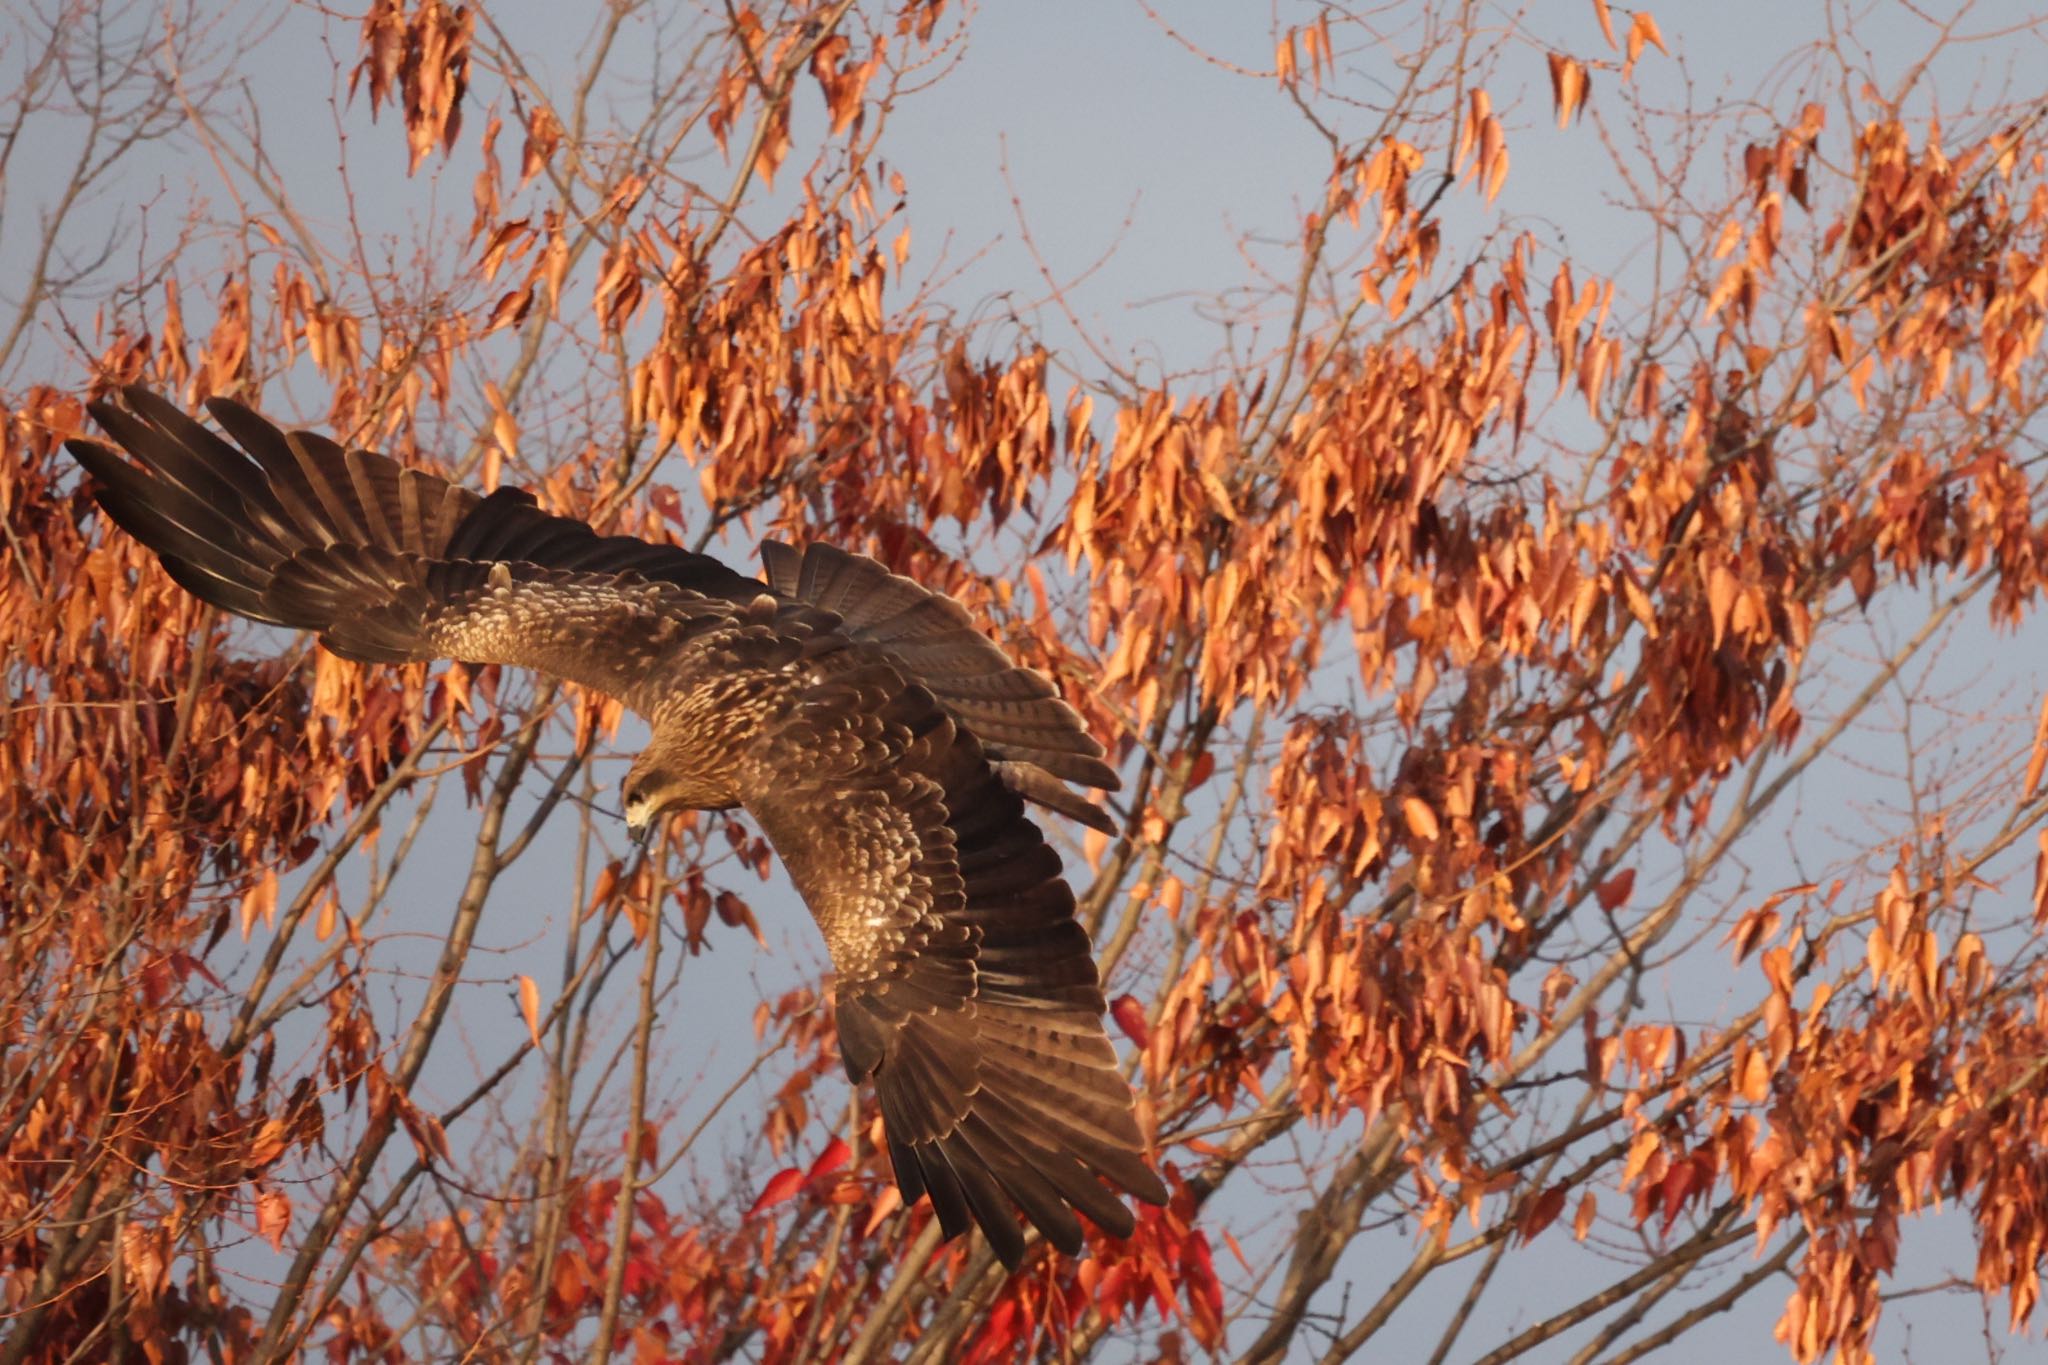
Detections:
5,1,2048,1361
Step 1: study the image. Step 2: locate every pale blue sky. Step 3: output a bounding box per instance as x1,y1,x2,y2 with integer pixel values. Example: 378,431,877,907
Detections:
9,1,2048,1359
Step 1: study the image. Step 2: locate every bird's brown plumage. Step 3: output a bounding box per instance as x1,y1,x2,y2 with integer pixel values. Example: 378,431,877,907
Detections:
65,387,1166,1267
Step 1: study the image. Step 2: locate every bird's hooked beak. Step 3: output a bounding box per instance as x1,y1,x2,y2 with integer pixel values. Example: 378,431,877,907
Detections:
622,779,655,848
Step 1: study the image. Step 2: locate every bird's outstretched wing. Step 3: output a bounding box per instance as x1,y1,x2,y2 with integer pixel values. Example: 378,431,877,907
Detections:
741,660,1167,1268
67,388,1118,825
65,387,769,709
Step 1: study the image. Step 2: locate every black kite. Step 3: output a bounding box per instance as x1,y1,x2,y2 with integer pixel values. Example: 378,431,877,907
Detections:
66,388,1168,1268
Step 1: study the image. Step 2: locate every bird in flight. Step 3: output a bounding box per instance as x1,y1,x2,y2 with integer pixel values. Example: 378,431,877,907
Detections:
67,387,1168,1268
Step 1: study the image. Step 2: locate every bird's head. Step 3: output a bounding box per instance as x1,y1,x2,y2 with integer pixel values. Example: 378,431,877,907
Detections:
620,763,676,845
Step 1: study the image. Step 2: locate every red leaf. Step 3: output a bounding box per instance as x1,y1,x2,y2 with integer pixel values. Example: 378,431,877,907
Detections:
1110,994,1150,1047
650,484,685,527
1517,1184,1567,1243
747,1166,804,1218
805,1137,851,1185
974,1300,1020,1360
1659,1160,1696,1233
168,950,225,991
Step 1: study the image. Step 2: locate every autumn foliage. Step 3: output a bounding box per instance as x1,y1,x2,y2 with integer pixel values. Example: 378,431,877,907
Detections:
7,1,2048,1361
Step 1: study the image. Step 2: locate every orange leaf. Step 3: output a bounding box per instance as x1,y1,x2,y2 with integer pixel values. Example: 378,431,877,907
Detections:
2023,691,2048,800
1591,0,1617,48
2033,829,2048,927
1546,53,1588,128
1403,797,1441,841
1083,825,1111,869
1621,575,1658,635
248,1118,291,1168
584,861,621,923
1707,563,1737,646
491,409,518,465
1628,12,1668,62
239,869,278,941
518,974,543,1049
1724,907,1782,962
484,287,532,335
1596,868,1635,911
863,1183,904,1238
1573,1190,1598,1240
256,1188,292,1251
1738,1046,1771,1102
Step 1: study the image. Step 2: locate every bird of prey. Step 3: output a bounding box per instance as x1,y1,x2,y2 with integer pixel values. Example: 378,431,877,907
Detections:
67,387,1167,1268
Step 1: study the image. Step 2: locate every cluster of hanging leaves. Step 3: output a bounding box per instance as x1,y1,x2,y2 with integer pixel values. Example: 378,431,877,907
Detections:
7,1,2048,1362
0,388,424,1358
